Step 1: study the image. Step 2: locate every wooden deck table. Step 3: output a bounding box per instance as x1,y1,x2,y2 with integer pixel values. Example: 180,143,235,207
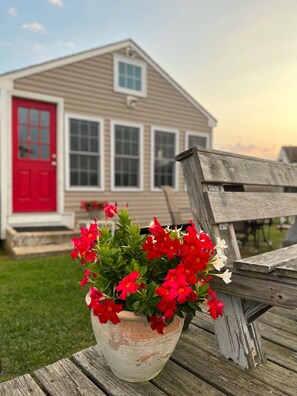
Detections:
1,308,297,396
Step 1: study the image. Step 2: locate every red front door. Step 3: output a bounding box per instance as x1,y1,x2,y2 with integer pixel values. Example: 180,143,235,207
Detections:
13,98,57,212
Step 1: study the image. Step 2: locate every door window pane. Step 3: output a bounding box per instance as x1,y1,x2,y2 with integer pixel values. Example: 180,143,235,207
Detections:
17,104,53,162
18,107,28,124
19,125,28,141
30,144,39,159
41,128,49,143
41,145,49,160
19,143,29,158
30,109,39,125
41,111,50,127
30,127,39,142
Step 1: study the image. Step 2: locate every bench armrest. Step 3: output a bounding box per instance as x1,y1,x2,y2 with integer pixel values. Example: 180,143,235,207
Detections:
234,244,297,277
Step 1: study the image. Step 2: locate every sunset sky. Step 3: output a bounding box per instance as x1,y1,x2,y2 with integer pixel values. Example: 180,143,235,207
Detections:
0,0,296,159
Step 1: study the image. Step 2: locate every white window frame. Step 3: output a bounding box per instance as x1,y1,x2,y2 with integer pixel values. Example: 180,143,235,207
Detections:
110,120,144,192
185,131,210,150
113,54,147,97
151,126,179,192
65,113,104,192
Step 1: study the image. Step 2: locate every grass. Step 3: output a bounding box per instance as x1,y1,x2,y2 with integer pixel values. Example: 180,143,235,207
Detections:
0,222,288,383
239,221,286,258
0,250,95,383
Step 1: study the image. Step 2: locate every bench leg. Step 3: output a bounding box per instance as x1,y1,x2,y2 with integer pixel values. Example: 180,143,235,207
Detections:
214,292,267,370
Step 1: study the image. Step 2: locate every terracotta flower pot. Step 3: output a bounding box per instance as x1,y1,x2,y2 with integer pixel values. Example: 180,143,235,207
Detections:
87,297,184,382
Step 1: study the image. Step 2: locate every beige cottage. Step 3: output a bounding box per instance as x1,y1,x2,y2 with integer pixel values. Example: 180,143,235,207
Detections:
0,39,216,243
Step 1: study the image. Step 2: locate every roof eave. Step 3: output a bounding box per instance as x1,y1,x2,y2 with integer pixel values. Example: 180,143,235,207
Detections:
0,38,217,128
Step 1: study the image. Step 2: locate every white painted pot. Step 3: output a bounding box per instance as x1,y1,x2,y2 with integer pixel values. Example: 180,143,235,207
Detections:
88,209,104,221
87,296,184,382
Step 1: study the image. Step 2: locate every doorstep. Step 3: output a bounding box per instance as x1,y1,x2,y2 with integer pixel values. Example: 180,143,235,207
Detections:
9,242,74,260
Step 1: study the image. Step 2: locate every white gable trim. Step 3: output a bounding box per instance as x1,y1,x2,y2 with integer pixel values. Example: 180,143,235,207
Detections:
0,39,217,128
0,40,131,81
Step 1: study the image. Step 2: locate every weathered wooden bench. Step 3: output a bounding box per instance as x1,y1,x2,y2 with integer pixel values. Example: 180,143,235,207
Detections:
177,146,297,370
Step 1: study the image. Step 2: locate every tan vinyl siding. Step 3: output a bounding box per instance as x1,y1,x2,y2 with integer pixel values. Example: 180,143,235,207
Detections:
14,49,211,227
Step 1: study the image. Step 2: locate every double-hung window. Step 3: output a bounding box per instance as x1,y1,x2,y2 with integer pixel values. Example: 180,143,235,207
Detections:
111,122,143,191
67,115,103,190
151,128,178,190
186,131,210,150
113,54,147,97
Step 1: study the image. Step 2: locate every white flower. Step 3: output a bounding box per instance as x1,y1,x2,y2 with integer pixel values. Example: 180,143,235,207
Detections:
215,237,228,250
214,269,232,284
212,254,228,271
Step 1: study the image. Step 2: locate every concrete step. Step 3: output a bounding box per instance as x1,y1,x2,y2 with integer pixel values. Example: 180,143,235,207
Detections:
6,227,78,248
10,242,74,260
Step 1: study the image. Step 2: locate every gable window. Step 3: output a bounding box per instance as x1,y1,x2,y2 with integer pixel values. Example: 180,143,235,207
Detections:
186,131,210,150
113,54,147,97
111,122,143,191
66,115,103,190
151,128,178,190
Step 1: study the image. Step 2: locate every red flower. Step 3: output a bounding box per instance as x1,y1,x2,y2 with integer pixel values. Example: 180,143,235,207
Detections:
157,297,177,320
148,315,167,334
148,217,166,238
115,271,140,300
142,236,157,260
143,221,180,261
156,283,178,301
104,202,118,218
173,279,192,304
93,299,123,324
70,222,99,265
80,269,92,288
189,290,197,301
207,290,224,319
88,286,103,309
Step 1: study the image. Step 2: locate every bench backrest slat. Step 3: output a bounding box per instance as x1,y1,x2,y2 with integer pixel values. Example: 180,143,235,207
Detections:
207,192,297,224
177,147,297,187
177,146,297,266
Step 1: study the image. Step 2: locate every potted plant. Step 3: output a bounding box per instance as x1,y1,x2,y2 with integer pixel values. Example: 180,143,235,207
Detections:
71,202,231,382
80,200,106,220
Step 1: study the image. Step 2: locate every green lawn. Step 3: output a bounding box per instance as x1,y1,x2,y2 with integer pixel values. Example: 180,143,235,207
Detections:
239,221,286,258
0,222,288,383
0,250,95,383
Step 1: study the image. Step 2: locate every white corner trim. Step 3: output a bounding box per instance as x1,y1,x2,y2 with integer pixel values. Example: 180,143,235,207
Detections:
113,53,147,98
150,126,179,192
0,77,13,90
110,120,144,192
0,88,9,238
65,113,104,192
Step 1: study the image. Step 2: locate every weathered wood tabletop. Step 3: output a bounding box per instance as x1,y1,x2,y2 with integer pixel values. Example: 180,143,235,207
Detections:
1,308,297,396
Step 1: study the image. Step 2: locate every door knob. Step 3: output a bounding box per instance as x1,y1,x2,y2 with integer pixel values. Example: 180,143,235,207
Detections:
51,161,57,166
